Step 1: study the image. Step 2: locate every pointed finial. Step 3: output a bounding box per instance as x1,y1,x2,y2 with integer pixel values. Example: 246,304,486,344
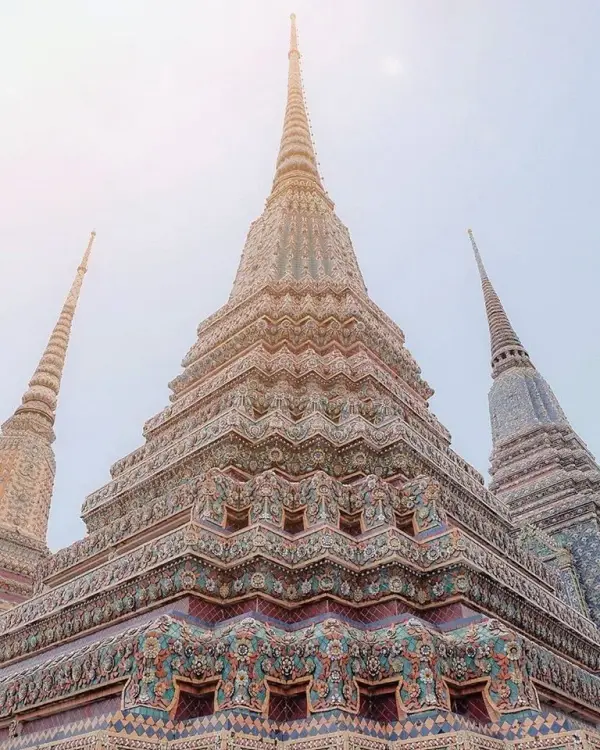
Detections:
289,13,298,55
468,228,488,280
8,231,97,430
78,230,96,273
468,228,534,378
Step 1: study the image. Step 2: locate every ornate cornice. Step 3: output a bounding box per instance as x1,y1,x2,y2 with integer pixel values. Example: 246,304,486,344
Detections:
0,477,596,671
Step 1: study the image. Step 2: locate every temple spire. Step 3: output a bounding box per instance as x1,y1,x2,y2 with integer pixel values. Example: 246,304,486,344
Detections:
0,231,96,602
227,14,365,302
7,231,96,433
468,229,533,378
271,13,325,196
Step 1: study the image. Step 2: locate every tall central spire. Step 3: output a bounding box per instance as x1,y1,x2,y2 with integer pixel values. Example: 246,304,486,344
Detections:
228,14,366,302
468,229,533,378
271,14,325,197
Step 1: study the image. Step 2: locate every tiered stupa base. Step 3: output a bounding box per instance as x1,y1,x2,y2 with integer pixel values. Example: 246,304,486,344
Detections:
1,601,597,749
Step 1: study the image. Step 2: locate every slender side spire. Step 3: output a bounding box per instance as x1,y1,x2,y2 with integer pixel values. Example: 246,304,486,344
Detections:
468,229,533,378
271,14,325,196
0,231,96,604
7,231,96,434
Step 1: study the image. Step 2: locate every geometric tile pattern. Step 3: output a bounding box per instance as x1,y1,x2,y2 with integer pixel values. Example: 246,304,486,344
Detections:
1,708,586,749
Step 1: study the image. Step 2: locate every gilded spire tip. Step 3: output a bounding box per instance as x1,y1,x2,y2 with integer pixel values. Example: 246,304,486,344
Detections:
289,12,299,55
270,14,326,198
79,230,96,273
468,227,487,280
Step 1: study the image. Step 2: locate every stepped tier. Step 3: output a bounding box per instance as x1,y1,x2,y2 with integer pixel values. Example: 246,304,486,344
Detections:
79,281,509,541
0,612,541,720
0,473,597,702
39,473,552,588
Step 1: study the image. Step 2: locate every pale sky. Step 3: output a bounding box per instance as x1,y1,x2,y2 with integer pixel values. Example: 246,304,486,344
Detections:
1,1,599,551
